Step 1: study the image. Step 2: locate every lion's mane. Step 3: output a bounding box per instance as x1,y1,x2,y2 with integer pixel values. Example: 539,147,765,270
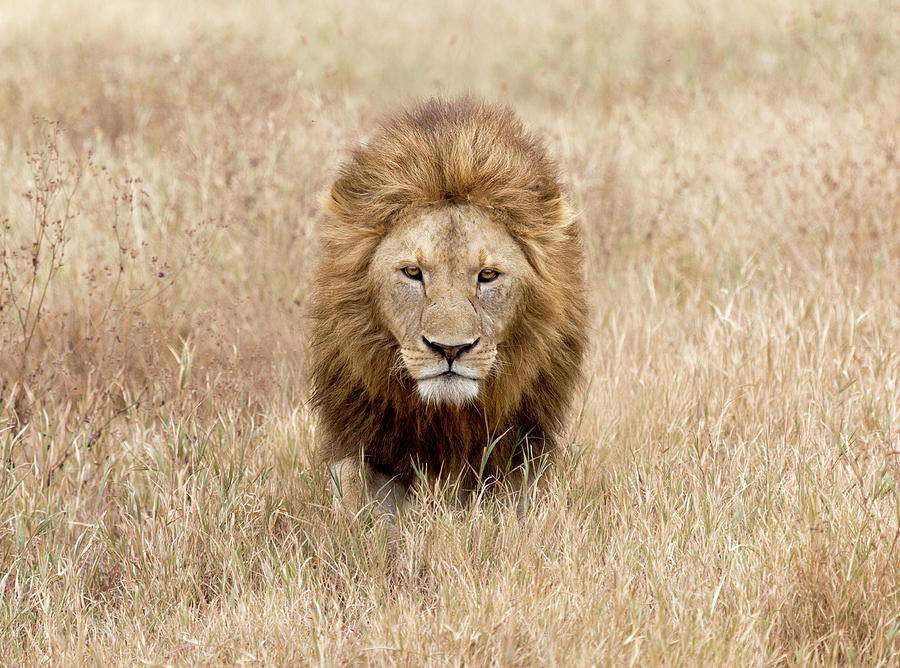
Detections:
309,97,589,486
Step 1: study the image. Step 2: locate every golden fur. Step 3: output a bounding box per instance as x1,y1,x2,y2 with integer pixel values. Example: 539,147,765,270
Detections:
309,97,589,505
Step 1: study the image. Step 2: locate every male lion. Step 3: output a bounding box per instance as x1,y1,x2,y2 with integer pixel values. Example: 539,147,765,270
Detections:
309,97,588,514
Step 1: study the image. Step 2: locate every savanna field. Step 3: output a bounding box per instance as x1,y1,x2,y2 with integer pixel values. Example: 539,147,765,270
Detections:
1,0,899,664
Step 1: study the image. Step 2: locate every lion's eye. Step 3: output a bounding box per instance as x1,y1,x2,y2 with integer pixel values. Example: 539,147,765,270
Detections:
478,268,499,283
402,265,422,280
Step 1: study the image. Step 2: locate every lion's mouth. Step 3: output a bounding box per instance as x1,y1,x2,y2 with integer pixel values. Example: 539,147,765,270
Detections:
415,371,480,406
419,369,479,381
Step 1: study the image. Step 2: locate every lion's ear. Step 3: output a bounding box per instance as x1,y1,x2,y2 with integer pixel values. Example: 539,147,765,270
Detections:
525,177,560,202
318,187,350,226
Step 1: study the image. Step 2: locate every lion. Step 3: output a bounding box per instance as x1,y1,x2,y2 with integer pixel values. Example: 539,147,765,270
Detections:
309,97,589,515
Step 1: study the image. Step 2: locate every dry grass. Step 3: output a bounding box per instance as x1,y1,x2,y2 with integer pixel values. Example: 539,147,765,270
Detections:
1,0,899,664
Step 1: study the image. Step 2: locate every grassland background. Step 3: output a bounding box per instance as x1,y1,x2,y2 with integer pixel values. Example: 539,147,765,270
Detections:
1,0,899,664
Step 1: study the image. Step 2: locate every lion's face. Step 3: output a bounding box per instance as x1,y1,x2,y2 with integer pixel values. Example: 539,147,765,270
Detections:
370,203,534,407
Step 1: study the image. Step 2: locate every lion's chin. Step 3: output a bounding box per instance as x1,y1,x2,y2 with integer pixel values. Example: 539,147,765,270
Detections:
416,374,479,407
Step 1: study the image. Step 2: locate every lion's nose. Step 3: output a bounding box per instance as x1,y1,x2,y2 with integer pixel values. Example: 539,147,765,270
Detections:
422,336,479,363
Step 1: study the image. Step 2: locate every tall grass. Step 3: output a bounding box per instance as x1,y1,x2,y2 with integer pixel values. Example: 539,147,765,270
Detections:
1,0,899,664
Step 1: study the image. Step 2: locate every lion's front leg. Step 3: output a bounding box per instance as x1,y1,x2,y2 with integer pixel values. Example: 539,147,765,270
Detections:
329,456,408,517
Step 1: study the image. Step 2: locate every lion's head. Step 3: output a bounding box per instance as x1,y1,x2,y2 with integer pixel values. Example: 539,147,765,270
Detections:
310,97,588,499
370,202,533,406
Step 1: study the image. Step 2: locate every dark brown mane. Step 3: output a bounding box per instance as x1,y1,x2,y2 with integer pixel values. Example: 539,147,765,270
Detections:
309,97,588,487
